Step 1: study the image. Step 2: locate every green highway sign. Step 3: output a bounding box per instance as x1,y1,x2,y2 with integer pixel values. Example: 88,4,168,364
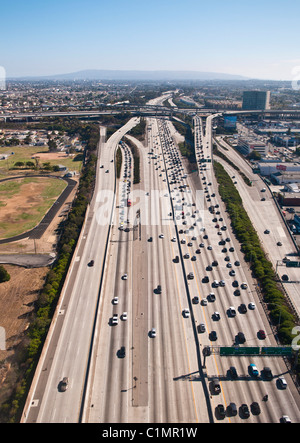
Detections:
286,261,300,268
220,347,260,356
261,347,293,356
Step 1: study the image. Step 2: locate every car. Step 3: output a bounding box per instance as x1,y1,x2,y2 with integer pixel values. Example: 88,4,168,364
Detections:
148,237,153,242
193,296,200,304
234,260,240,266
171,236,176,242
111,314,118,325
191,255,197,261
234,289,241,296
258,329,266,339
88,260,94,267
216,404,226,419
237,332,246,343
212,280,219,287
183,309,190,318
229,366,238,379
281,415,292,423
209,292,216,302
210,330,218,341
240,404,250,418
174,255,180,263
122,273,128,280
213,311,221,320
212,378,221,394
277,376,288,389
184,253,190,259
112,297,119,305
264,229,270,234
239,303,247,313
229,270,236,276
156,285,162,294
228,306,236,317
121,312,128,321
201,298,208,306
263,366,273,380
150,328,156,338
202,276,210,283
227,402,237,416
241,282,248,289
251,402,261,415
207,245,213,250
219,280,225,287
277,242,282,246
59,377,69,392
249,302,256,310
159,234,164,239
249,363,259,377
118,346,126,358
188,272,194,279
198,323,206,333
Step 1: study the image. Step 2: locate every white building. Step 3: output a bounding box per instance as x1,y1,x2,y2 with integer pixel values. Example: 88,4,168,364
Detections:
237,136,267,156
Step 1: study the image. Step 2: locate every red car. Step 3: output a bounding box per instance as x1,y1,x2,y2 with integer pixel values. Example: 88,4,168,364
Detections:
259,330,266,339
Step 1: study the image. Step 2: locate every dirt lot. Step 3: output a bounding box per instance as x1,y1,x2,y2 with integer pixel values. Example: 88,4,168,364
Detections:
0,265,48,403
0,173,78,407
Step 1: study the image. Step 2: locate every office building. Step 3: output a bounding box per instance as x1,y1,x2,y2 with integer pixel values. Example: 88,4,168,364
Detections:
242,90,270,110
238,136,267,156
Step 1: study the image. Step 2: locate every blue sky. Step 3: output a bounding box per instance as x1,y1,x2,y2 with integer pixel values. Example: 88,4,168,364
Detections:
1,0,300,79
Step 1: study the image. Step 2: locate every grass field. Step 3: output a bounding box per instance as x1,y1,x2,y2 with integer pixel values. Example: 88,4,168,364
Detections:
0,145,83,173
0,176,67,239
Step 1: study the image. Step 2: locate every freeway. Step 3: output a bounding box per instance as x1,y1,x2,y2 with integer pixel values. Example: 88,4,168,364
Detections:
192,114,300,422
214,134,300,320
22,118,139,423
22,105,300,423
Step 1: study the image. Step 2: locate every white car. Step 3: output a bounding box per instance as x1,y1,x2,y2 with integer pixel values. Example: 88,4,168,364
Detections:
278,376,287,389
228,307,236,317
171,236,176,242
248,302,256,310
121,312,128,321
122,273,128,280
159,234,164,239
150,328,156,338
183,309,190,318
112,314,118,325
201,298,208,306
112,297,119,305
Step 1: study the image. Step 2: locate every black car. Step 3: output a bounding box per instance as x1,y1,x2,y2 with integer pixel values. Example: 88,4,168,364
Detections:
216,404,226,419
118,346,126,358
210,330,218,341
240,404,250,418
88,260,94,267
229,366,238,379
237,332,246,343
251,402,261,415
239,303,247,313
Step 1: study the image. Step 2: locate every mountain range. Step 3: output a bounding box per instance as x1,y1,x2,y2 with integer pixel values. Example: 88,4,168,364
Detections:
11,69,250,82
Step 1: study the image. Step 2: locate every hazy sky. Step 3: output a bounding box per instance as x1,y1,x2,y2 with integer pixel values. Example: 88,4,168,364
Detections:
1,0,300,80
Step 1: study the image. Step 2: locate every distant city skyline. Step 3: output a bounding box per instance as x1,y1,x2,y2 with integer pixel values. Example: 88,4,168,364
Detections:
1,0,300,81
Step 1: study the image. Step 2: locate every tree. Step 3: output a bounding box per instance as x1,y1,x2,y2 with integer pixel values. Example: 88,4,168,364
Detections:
0,265,10,283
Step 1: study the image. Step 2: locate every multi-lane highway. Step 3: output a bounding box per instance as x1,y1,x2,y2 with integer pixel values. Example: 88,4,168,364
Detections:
22,107,300,423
